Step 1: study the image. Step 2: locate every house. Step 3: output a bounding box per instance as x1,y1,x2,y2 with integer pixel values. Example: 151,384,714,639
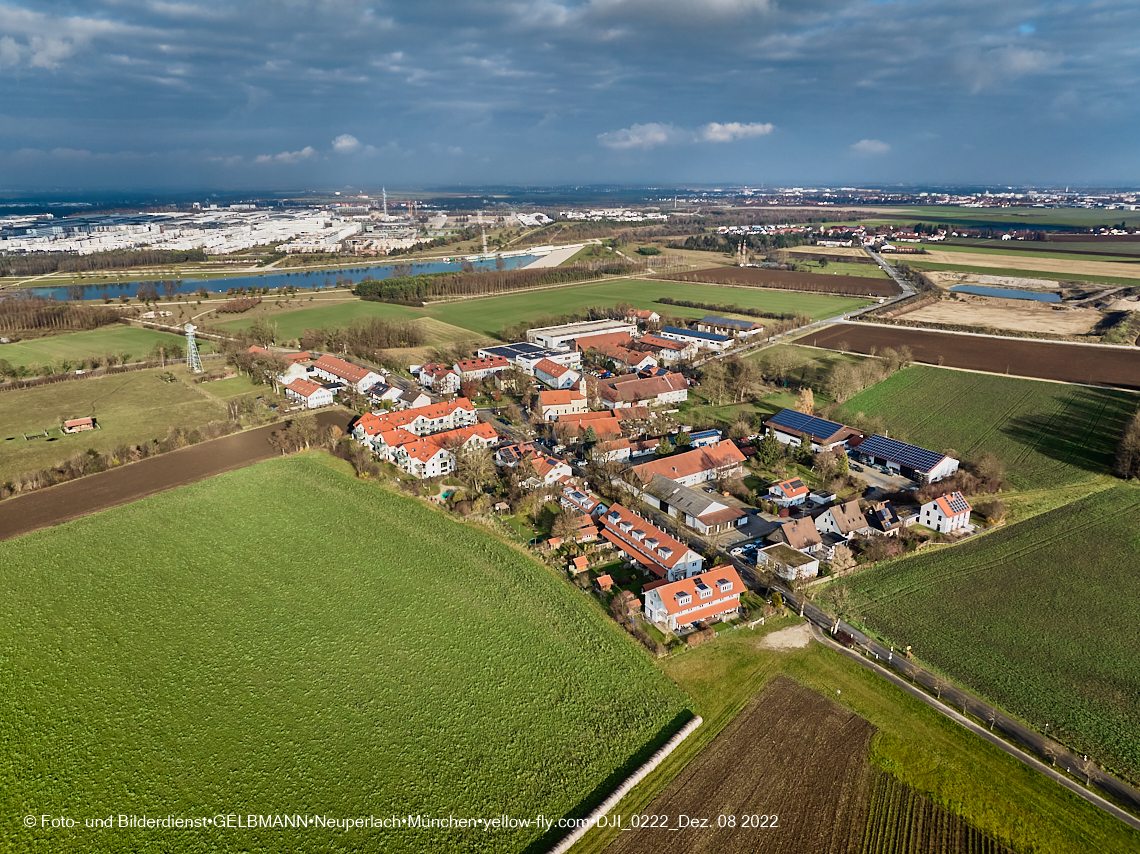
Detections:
388,422,499,478
589,342,658,374
630,441,747,488
528,453,574,485
855,434,960,483
597,372,688,409
419,363,461,395
599,504,704,581
311,354,383,393
539,389,588,421
561,485,608,518
534,357,583,390
757,544,820,581
867,501,904,536
768,477,810,507
919,492,972,534
591,437,632,464
454,355,509,382
639,474,746,535
770,517,823,554
496,441,543,467
642,568,744,631
658,326,732,353
816,500,873,539
634,334,695,364
625,308,661,325
557,411,623,441
688,429,722,449
366,382,404,407
764,409,862,453
62,417,96,433
283,377,335,409
696,316,764,338
395,388,432,410
353,398,479,451
628,438,660,458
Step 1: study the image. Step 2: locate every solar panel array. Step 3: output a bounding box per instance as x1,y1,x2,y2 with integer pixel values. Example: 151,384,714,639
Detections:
660,326,731,342
859,434,945,473
766,408,845,440
946,493,971,514
479,342,558,360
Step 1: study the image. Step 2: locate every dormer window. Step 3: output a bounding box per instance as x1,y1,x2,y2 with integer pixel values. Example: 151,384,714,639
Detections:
675,592,691,606
657,547,672,559
631,529,645,541
619,520,633,533
645,538,659,549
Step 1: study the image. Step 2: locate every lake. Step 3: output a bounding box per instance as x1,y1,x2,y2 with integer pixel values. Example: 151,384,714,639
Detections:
949,285,1061,303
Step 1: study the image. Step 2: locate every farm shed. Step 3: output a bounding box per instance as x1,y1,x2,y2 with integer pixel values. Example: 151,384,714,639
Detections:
855,434,959,483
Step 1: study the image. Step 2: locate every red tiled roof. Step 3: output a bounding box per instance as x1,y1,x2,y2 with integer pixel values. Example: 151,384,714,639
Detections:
313,354,375,384
534,358,573,378
600,504,690,572
598,372,687,404
631,441,746,484
540,389,586,407
573,331,633,352
933,491,971,518
455,356,509,373
355,398,476,436
649,568,744,617
774,477,810,499
637,334,687,352
399,422,498,462
285,377,326,398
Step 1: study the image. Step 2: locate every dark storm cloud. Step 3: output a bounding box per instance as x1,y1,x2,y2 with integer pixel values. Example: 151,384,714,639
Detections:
0,0,1137,189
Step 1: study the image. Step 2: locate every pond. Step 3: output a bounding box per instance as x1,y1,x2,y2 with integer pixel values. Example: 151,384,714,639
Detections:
15,254,542,301
949,285,1061,303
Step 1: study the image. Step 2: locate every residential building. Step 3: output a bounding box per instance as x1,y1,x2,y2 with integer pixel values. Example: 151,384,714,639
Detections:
395,388,431,410
639,474,746,534
591,437,632,464
855,434,960,483
643,568,744,631
353,398,479,451
528,319,637,350
390,423,499,478
919,492,972,534
311,354,383,393
557,411,623,441
696,316,764,338
561,485,608,518
597,372,688,409
688,429,722,449
495,441,543,467
419,363,461,395
366,382,403,407
867,501,904,536
630,441,747,488
528,453,574,485
816,500,873,539
539,389,588,421
658,326,732,353
634,334,695,364
588,341,658,373
534,358,583,390
757,544,820,582
768,477,810,507
454,355,510,382
283,377,335,409
599,504,704,581
764,409,862,453
624,308,661,325
770,516,823,554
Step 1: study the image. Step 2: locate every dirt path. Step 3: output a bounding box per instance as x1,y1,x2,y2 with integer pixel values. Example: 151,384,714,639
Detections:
0,410,351,541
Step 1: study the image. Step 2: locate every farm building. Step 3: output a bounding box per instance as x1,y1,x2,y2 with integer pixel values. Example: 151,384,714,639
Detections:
587,342,658,374
919,492,973,534
558,411,623,441
642,568,743,632
630,441,746,488
539,389,588,421
688,429,722,449
592,437,632,464
534,358,582,390
757,544,820,582
528,319,637,350
478,342,581,375
597,372,688,409
658,326,732,353
638,474,746,535
311,354,383,393
768,477,810,507
634,334,695,364
764,409,862,453
62,417,96,433
696,316,764,338
599,504,704,581
855,434,960,483
283,378,334,409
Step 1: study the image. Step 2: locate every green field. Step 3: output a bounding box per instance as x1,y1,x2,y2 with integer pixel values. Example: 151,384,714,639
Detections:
0,326,215,371
0,366,233,483
0,454,689,853
836,365,1138,490
864,205,1140,230
824,485,1140,788
216,280,872,341
926,241,1140,264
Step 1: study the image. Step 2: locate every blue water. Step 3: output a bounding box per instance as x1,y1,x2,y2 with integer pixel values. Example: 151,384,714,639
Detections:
949,285,1061,303
17,254,541,301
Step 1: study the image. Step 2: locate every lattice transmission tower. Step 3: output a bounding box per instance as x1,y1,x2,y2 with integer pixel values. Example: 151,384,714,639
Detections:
185,323,203,373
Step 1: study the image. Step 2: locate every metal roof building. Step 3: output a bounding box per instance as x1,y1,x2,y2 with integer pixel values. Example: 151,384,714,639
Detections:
855,434,959,483
764,408,862,452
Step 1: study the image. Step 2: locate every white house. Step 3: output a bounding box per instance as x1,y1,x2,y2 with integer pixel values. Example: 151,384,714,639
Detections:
599,504,704,581
419,363,461,395
534,357,582,390
643,568,743,632
757,544,820,582
310,354,383,393
658,326,732,353
919,492,972,534
366,382,403,407
815,500,874,539
539,389,588,421
283,377,334,409
768,477,810,507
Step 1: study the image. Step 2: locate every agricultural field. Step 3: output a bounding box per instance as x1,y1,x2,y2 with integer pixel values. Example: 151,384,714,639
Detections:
835,365,1137,490
0,454,690,854
606,676,875,854
901,296,1104,336
827,485,1140,788
0,366,235,483
0,325,214,372
873,205,1140,230
574,624,1140,854
806,323,1140,390
913,250,1140,283
931,241,1140,264
673,266,900,298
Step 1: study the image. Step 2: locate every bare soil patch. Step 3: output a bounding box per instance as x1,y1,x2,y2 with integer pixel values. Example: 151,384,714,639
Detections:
806,323,1140,390
786,246,873,260
919,250,1140,280
925,271,1064,291
677,266,900,298
905,297,1102,335
757,622,814,650
605,676,874,854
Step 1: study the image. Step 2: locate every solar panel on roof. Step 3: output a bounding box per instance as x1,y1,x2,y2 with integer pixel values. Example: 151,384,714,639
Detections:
766,409,845,439
858,434,945,473
946,493,970,514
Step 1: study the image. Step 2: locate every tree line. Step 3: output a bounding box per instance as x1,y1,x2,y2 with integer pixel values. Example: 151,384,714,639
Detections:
352,261,636,303
0,248,206,278
654,296,803,322
0,295,132,333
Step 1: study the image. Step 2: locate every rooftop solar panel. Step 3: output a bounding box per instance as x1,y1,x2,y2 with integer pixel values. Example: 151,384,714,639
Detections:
946,493,970,514
766,408,846,440
858,434,945,473
660,326,732,342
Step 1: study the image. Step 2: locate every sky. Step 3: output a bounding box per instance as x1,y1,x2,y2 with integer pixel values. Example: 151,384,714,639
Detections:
1,0,1138,192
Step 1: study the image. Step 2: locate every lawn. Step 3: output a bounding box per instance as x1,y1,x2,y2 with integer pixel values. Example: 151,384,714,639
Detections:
0,365,233,483
0,325,215,372
0,454,690,854
822,485,1140,789
573,621,1140,854
215,280,872,342
835,365,1138,490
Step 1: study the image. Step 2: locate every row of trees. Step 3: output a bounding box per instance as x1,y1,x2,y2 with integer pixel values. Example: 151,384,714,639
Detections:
0,248,205,278
655,296,804,322
0,295,132,333
1113,408,1140,479
824,346,915,403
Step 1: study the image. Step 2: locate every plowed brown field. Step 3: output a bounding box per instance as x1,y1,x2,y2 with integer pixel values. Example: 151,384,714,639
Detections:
605,677,874,854
805,324,1140,390
676,267,901,298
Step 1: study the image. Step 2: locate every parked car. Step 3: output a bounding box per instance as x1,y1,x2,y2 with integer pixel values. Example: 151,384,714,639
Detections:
851,464,864,473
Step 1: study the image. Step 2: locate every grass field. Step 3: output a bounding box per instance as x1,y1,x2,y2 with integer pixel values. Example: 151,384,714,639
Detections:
835,365,1138,490
913,250,1140,282
861,206,1140,230
823,485,1140,788
573,623,1140,854
0,326,216,371
216,280,872,342
0,454,689,854
925,242,1140,265
0,366,233,483
787,258,890,278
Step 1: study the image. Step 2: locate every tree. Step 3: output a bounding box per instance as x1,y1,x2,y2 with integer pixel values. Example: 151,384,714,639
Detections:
583,425,598,446
835,450,850,477
830,543,855,574
249,317,278,347
825,363,862,403
454,443,496,493
756,432,783,468
814,450,838,482
770,590,784,614
550,508,581,540
972,452,1006,485
796,431,813,464
656,436,674,456
700,360,729,405
1115,409,1140,479
795,387,815,415
674,431,691,448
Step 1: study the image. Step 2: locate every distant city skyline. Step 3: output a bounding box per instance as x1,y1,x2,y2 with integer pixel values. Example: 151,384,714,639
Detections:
1,0,1139,191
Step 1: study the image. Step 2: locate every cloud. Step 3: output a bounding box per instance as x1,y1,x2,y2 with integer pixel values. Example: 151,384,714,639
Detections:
253,146,317,164
851,139,890,155
698,121,773,142
332,133,360,153
600,120,774,149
